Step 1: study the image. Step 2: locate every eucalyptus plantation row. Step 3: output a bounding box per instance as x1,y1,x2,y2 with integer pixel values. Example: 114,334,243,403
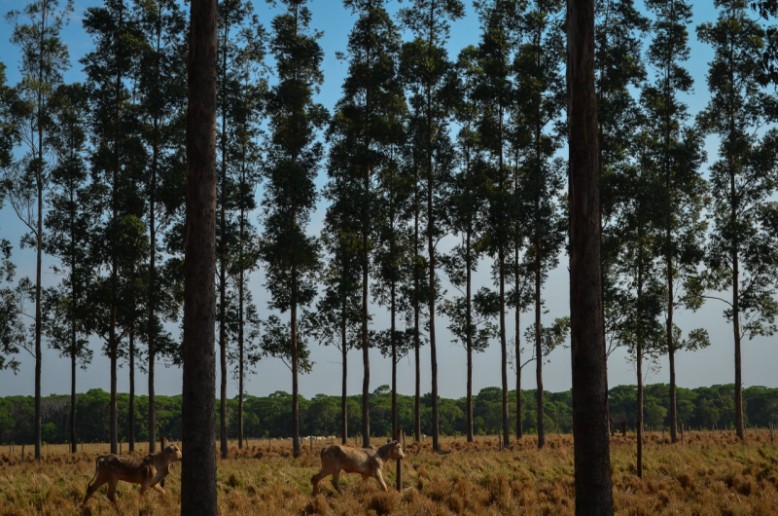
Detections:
0,0,776,478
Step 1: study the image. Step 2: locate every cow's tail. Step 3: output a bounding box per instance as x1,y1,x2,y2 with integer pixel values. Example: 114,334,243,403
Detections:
87,456,103,487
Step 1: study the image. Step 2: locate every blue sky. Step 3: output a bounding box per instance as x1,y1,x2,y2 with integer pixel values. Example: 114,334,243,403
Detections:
1,0,777,402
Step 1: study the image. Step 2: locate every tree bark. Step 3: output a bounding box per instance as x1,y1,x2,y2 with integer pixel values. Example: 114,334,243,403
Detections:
182,0,218,512
567,1,614,513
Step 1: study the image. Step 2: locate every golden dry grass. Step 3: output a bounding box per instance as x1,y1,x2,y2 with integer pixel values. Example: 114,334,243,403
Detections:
1,430,776,515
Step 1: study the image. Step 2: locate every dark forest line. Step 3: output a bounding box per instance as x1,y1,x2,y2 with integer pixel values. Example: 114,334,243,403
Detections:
1,383,775,445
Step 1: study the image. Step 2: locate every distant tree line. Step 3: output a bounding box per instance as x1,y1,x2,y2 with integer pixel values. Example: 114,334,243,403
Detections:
1,383,775,445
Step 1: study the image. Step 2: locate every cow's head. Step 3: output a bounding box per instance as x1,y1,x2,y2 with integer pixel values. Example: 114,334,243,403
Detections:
388,440,404,460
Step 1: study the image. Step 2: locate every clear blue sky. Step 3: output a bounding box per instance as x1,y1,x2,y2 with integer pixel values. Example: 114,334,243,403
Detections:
1,0,776,401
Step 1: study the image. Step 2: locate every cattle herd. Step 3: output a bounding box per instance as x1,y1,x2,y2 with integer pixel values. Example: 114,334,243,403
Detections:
81,440,406,507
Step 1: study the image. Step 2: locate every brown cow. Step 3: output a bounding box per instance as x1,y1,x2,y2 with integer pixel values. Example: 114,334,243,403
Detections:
311,440,404,494
82,443,182,506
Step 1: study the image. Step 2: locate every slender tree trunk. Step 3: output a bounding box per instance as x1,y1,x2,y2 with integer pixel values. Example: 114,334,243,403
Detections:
129,330,136,452
636,336,644,478
238,260,245,449
361,126,371,449
361,214,370,448
33,0,48,462
535,216,544,449
147,1,162,455
391,283,398,440
514,244,522,440
731,158,744,440
34,126,43,462
70,336,77,454
428,164,439,453
341,309,348,445
567,1,614,512
109,0,125,457
499,246,509,449
667,252,677,443
636,258,644,478
292,301,300,457
466,231,474,443
413,202,421,443
181,0,218,511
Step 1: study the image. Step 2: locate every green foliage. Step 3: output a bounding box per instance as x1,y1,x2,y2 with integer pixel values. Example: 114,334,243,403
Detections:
0,383,775,444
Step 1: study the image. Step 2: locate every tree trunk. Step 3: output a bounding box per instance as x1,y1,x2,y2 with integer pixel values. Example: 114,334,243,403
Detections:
466,231,474,443
428,170,439,453
361,244,370,448
129,330,136,453
182,0,218,512
70,338,77,454
499,247,509,449
667,250,677,443
731,158,744,441
535,226,544,449
514,245,522,440
567,1,614,513
414,204,421,443
292,301,300,457
341,309,348,445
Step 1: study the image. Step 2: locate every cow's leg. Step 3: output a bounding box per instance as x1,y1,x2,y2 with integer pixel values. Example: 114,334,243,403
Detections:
311,469,327,494
82,474,105,505
375,469,389,492
107,479,118,504
152,484,167,494
331,470,342,493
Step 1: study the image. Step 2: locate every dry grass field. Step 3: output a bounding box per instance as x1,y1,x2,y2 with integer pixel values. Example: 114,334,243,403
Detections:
1,430,777,515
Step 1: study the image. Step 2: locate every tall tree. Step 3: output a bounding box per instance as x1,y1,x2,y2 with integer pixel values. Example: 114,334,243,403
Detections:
82,0,145,454
593,0,648,360
695,0,778,441
328,0,406,448
317,179,363,444
42,83,96,454
609,149,665,478
473,0,520,449
261,0,326,459
215,0,263,459
513,0,566,449
135,0,188,454
399,0,463,454
373,145,411,446
4,0,72,460
181,0,218,511
567,0,614,512
641,0,710,444
445,45,493,441
227,32,264,450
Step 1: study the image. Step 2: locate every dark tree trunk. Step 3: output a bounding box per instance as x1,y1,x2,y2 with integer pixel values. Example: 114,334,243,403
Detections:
535,228,544,449
70,338,77,454
730,157,744,441
499,247,509,449
414,183,421,443
182,0,218,512
514,245,522,440
292,300,301,458
567,1,614,513
466,231,474,443
129,330,136,452
341,310,348,445
361,245,370,448
667,252,677,443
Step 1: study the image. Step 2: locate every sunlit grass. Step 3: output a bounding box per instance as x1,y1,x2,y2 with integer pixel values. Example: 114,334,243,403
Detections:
1,430,776,514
